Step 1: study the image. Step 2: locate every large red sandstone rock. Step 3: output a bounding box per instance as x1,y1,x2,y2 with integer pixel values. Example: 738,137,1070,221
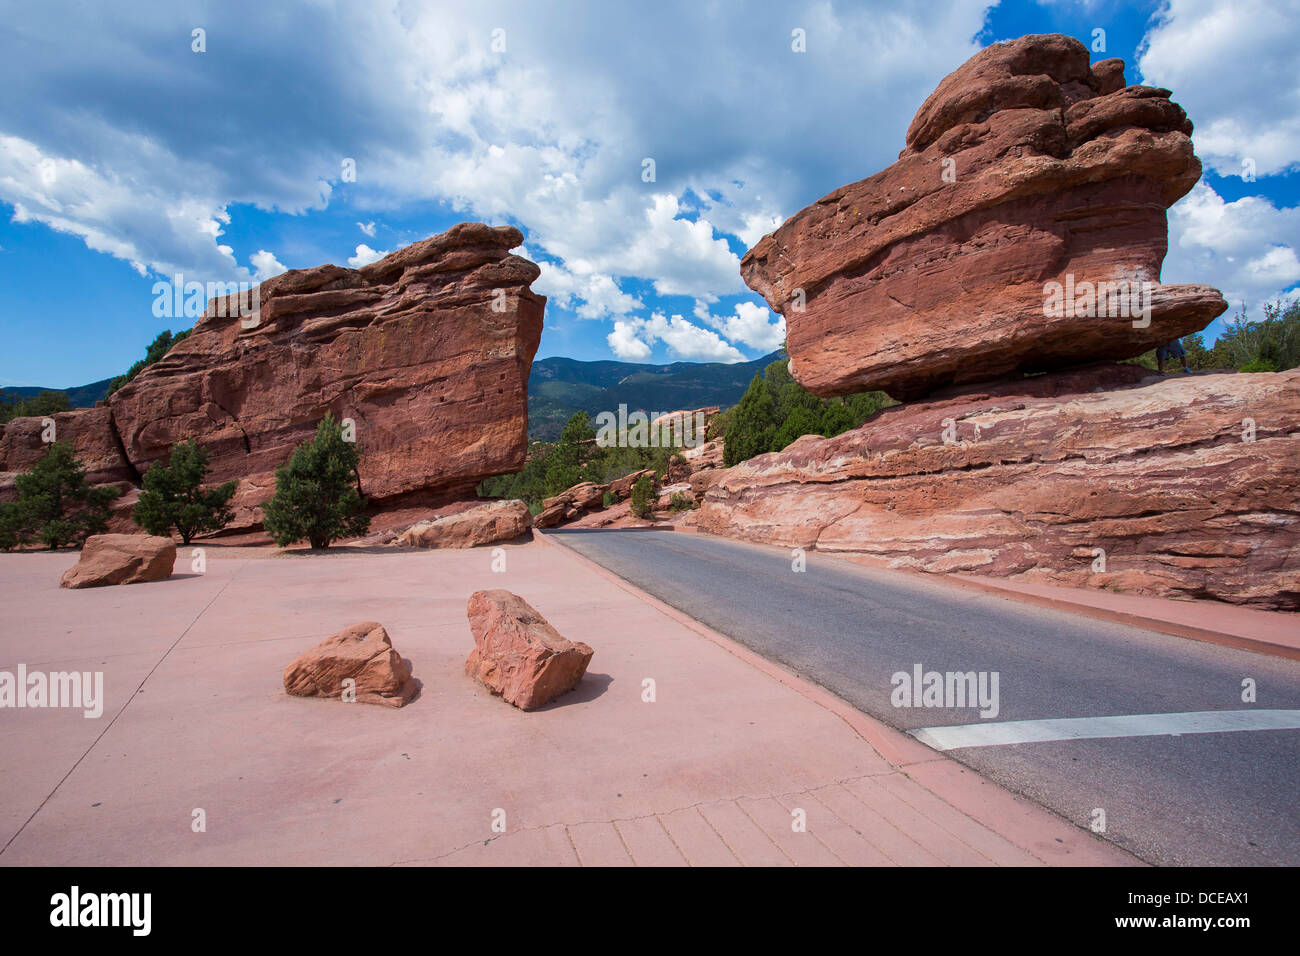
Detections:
0,407,137,511
283,622,415,707
60,533,176,589
0,223,546,534
0,407,134,487
697,368,1300,609
608,468,656,499
742,35,1226,400
465,590,593,710
392,498,531,548
534,481,610,528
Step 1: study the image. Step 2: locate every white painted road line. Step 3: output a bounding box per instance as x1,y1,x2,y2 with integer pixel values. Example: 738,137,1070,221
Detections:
909,709,1300,751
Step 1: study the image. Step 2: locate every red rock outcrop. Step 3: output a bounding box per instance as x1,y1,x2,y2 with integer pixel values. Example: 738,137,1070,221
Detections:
0,407,136,499
607,468,657,499
60,533,176,588
283,622,415,708
465,590,593,710
698,367,1300,609
742,34,1226,400
2,223,545,534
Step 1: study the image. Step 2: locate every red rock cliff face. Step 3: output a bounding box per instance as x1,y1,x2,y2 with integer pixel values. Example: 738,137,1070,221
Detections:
698,367,1300,610
0,406,134,488
742,34,1226,400
1,222,545,531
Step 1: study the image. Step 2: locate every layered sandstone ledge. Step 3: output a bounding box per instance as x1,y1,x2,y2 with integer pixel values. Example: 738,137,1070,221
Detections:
742,34,1226,400
0,223,545,532
698,367,1300,610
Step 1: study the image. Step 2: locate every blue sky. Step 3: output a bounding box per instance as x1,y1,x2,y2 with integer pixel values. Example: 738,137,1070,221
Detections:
1,0,1297,387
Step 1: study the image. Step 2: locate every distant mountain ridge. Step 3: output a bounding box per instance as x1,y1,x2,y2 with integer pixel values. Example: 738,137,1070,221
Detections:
0,378,114,409
3,353,780,441
528,350,781,439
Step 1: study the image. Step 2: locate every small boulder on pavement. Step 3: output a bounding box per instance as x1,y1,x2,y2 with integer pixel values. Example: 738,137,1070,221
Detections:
465,589,593,710
283,622,415,707
60,533,177,589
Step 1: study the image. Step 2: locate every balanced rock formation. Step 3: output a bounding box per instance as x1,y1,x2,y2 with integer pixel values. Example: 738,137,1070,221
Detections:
1,222,545,534
60,534,176,589
283,622,415,707
698,367,1300,609
465,589,593,710
392,498,531,548
742,34,1226,400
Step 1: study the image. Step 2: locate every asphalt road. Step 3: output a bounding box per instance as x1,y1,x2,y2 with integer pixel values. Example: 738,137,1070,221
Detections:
550,528,1300,866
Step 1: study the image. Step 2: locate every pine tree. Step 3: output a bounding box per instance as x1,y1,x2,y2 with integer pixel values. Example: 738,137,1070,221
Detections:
132,440,238,543
629,474,655,519
260,414,370,549
543,411,596,493
723,359,893,465
771,405,824,451
0,499,25,552
723,370,776,466
2,442,120,550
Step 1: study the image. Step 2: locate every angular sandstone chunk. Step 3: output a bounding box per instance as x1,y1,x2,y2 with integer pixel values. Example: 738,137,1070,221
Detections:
465,590,593,710
60,534,176,589
283,622,415,708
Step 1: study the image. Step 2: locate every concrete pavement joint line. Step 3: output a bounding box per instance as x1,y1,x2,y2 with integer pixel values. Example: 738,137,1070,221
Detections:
851,773,1019,865
0,562,246,858
812,778,991,866
793,788,901,866
910,709,1300,751
652,814,691,865
695,805,744,865
611,819,637,863
780,793,857,866
734,798,798,866
795,787,901,865
826,781,940,865
563,826,581,866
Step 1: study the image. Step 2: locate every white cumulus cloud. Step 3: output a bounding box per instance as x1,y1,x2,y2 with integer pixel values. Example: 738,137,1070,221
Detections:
347,243,390,267
606,312,747,363
250,249,286,280
694,299,786,352
1139,0,1300,178
1165,182,1300,316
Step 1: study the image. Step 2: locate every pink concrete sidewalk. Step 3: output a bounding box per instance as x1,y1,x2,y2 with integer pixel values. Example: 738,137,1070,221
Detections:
819,551,1300,660
942,574,1300,660
0,540,1134,866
